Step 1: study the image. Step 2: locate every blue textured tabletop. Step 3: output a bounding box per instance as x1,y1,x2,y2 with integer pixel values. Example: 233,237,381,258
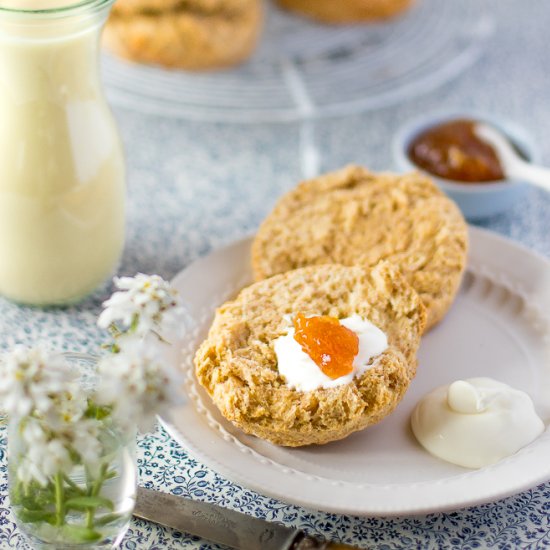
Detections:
1,0,550,548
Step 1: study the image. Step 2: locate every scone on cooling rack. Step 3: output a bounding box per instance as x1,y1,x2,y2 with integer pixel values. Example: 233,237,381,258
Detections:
103,0,262,70
252,166,468,330
276,0,414,24
194,262,426,447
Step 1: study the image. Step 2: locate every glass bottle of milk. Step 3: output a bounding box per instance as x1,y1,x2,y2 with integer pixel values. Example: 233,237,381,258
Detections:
0,0,125,305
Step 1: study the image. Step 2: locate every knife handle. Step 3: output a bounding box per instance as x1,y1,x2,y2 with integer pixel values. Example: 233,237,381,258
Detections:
291,533,365,550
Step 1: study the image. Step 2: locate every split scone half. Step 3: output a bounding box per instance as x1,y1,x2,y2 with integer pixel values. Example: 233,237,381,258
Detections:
194,262,426,447
104,0,262,70
252,166,468,330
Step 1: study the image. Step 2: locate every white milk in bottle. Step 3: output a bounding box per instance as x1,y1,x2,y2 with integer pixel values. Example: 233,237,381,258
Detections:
0,0,125,305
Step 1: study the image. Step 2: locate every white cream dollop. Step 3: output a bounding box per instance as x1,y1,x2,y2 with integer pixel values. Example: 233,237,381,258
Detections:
273,314,388,392
411,377,545,469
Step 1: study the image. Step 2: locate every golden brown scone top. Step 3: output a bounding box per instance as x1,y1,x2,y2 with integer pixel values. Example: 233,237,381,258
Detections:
105,0,262,70
252,165,468,330
112,0,256,16
276,0,414,24
195,262,426,446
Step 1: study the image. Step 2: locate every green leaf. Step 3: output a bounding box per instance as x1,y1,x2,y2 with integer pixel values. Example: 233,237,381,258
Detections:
65,496,114,511
130,313,139,333
63,475,86,497
62,524,102,543
34,491,55,509
65,488,86,500
85,401,112,421
94,513,123,527
10,482,23,506
68,447,80,464
17,508,56,525
20,489,54,511
13,481,55,511
19,497,44,511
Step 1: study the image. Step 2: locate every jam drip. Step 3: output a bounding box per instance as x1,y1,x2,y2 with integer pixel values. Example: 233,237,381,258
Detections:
293,313,359,380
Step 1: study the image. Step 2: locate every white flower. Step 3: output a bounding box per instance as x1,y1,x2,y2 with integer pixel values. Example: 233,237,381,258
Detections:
41,440,73,479
4,348,111,487
0,347,76,417
16,414,104,486
20,417,48,448
71,418,102,465
96,337,184,433
98,273,183,339
42,387,88,431
17,425,73,487
94,273,186,434
17,458,48,487
49,413,103,464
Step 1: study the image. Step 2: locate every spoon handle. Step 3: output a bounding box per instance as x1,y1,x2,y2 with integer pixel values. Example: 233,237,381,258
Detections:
475,123,550,193
509,160,550,193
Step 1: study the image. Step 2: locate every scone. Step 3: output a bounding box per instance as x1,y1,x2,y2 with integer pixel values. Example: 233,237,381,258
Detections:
104,0,262,70
195,262,426,447
252,166,468,330
276,0,414,24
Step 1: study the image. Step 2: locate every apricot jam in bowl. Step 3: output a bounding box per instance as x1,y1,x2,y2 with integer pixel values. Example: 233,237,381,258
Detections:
393,111,539,219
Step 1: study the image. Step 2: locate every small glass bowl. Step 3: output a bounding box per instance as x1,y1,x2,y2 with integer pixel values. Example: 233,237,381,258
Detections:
392,111,540,220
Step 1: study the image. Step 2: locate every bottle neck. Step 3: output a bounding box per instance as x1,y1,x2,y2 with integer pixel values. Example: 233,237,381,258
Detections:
0,0,113,42
1,0,93,9
0,1,114,103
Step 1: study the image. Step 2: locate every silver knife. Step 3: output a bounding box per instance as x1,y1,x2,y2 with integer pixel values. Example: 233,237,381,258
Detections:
134,487,363,550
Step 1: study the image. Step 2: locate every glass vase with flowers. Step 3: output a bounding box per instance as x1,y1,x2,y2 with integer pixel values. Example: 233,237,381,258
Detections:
1,274,184,548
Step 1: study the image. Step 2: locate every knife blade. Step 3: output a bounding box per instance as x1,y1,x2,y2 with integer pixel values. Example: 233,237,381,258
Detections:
134,487,363,550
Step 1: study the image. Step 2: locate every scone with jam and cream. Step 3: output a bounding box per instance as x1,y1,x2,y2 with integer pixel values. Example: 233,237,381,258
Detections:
194,261,426,447
252,166,468,330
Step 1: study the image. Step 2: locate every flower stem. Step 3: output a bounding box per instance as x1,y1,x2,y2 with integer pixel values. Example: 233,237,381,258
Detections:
63,473,83,495
92,463,108,497
86,508,94,529
85,462,109,529
54,472,65,527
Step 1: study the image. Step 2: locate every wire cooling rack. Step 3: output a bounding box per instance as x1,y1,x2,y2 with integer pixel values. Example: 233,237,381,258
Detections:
102,0,494,123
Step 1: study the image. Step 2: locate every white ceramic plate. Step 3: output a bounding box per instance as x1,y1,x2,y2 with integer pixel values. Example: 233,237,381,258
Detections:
161,227,550,516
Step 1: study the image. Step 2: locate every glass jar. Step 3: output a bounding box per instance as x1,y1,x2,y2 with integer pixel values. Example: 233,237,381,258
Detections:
0,0,125,306
7,353,137,548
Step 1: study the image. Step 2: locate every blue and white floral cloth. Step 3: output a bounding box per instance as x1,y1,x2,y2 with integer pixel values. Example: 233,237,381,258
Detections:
1,185,549,549
2,422,550,549
1,0,550,545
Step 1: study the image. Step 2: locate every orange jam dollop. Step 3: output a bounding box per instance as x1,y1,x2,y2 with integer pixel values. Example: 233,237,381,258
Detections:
293,313,359,380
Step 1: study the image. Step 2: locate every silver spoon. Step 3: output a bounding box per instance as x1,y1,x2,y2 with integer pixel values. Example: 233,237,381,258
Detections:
474,123,550,192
